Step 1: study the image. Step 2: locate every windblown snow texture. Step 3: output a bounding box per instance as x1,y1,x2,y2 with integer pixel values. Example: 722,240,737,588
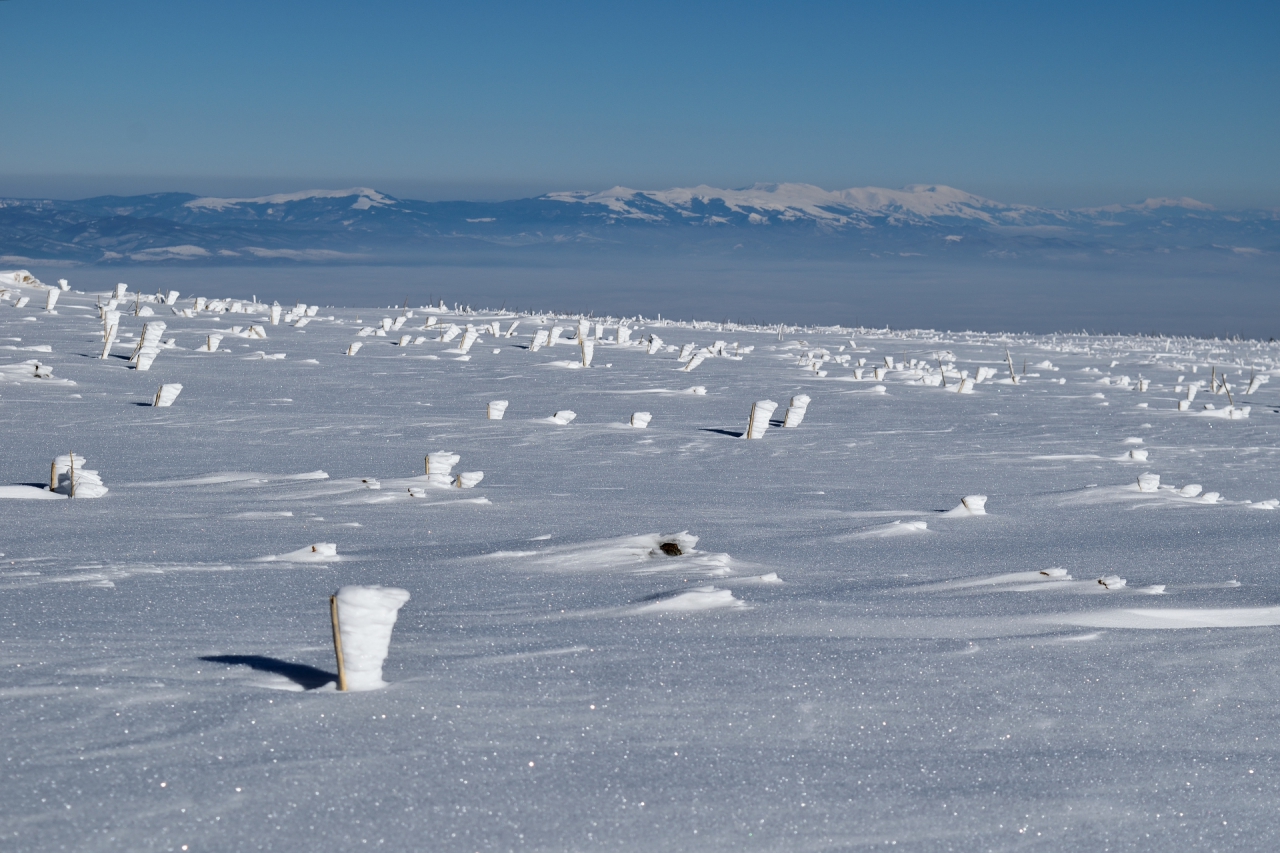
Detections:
4,271,1280,851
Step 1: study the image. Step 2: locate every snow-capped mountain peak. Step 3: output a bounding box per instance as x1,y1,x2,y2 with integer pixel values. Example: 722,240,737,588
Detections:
185,187,395,212
546,182,1037,226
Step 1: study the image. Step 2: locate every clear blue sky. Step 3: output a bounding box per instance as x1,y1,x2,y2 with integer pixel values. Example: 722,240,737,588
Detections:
1,0,1276,207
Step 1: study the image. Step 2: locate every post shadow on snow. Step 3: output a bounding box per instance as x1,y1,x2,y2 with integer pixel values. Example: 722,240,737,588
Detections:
700,427,745,437
200,655,335,690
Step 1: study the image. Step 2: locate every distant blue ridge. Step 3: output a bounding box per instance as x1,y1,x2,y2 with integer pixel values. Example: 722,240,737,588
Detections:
0,184,1276,265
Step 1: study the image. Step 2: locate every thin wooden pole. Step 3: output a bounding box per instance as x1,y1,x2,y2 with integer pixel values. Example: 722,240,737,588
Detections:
330,595,348,692
68,451,76,498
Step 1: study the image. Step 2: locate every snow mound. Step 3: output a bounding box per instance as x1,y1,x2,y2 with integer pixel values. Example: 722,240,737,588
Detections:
632,586,746,614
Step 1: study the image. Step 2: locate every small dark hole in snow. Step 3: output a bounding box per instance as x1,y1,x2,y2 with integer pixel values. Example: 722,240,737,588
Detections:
659,542,683,556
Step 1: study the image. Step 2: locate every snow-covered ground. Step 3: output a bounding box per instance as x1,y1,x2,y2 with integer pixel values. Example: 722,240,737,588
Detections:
4,271,1280,851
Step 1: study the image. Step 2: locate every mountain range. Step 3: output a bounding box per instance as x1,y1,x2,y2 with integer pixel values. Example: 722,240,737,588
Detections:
1,183,1276,264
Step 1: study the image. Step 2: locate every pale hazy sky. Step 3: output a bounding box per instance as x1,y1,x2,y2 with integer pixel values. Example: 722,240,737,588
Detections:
2,1,1276,207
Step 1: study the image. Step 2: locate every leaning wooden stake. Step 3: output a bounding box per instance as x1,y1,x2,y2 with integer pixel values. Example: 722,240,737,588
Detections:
1005,349,1018,384
329,595,348,691
68,450,76,498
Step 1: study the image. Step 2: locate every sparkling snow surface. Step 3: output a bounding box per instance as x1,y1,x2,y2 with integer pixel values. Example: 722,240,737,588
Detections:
4,280,1280,851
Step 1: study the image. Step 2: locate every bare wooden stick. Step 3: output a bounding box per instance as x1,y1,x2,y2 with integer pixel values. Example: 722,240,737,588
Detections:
1005,349,1018,384
68,451,76,498
50,459,57,491
938,359,947,388
330,595,348,692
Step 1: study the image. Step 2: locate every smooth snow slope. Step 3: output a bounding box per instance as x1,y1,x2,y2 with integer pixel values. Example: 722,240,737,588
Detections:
3,277,1280,851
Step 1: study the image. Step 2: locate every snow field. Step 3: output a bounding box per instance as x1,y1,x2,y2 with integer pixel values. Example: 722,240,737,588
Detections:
5,271,1280,850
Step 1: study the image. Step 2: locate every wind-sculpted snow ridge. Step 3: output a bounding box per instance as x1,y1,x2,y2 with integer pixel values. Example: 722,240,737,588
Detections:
7,273,1280,851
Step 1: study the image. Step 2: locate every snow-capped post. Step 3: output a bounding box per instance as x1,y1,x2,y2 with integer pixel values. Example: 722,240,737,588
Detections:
744,400,778,439
130,321,167,371
455,471,484,488
530,329,549,351
580,338,594,367
44,289,59,311
153,383,183,407
49,453,108,498
682,350,707,372
488,400,508,420
425,451,461,486
646,334,664,355
783,395,810,427
270,303,282,325
457,326,479,353
1005,349,1018,384
576,318,591,343
329,595,348,691
346,342,362,356
330,586,411,691
631,412,652,428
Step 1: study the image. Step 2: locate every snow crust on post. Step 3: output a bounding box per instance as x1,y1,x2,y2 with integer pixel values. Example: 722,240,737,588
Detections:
488,400,509,420
646,334,664,355
334,585,411,691
50,454,108,498
631,412,652,428
346,342,362,356
530,329,549,351
455,471,484,488
551,410,577,425
580,339,594,367
942,495,987,516
130,321,167,371
153,383,183,407
44,289,59,311
1137,473,1161,492
783,395,810,427
197,334,223,352
744,400,778,439
425,451,461,486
